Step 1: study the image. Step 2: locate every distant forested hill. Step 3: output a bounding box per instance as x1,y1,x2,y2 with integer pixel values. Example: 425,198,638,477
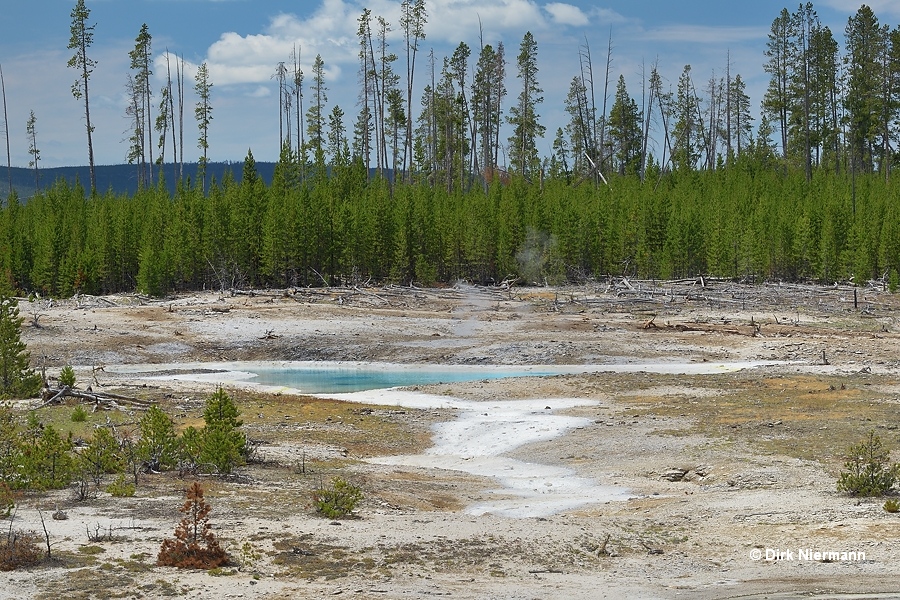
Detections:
4,162,277,199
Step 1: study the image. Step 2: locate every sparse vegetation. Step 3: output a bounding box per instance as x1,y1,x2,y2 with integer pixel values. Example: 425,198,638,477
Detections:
883,499,899,513
0,482,13,518
0,275,899,596
233,540,260,572
71,404,88,422
105,473,135,497
313,477,363,519
838,431,900,497
0,529,42,571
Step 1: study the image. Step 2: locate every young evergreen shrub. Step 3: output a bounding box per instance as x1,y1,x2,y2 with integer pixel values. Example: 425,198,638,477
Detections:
22,424,76,490
883,498,900,513
0,404,21,487
0,295,42,399
80,427,123,487
157,482,228,569
71,405,88,422
105,473,135,498
838,431,900,497
313,477,363,519
177,426,203,475
137,405,179,470
58,366,76,388
199,387,246,475
233,540,260,572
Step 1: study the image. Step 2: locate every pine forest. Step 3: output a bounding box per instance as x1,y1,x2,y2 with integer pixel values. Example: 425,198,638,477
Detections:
2,2,900,296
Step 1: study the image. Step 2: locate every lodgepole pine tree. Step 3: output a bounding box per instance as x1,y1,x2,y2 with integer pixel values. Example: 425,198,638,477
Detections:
194,61,213,193
507,31,544,179
66,0,97,194
306,54,328,162
26,111,39,188
401,0,426,180
0,294,41,399
128,23,153,187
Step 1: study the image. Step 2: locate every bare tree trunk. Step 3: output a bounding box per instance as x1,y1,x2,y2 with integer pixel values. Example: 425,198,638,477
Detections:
293,45,302,160
366,27,382,176
580,38,598,172
83,70,96,194
640,60,653,180
0,64,10,200
178,54,185,181
430,50,438,177
725,51,732,160
599,31,613,174
167,53,178,185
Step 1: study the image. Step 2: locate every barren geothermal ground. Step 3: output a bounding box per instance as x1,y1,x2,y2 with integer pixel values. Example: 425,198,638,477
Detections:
7,280,900,599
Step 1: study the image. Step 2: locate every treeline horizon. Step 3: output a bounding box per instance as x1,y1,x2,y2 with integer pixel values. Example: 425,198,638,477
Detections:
1,146,898,298
3,161,278,201
2,3,900,296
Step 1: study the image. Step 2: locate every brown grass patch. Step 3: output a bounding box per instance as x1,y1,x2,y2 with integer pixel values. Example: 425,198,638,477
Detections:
613,372,900,463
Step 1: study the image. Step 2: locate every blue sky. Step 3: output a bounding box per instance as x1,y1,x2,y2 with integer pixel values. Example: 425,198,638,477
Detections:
0,0,896,168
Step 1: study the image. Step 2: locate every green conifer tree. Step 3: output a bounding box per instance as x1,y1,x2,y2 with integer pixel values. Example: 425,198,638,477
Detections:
199,387,245,474
137,404,179,470
0,294,41,399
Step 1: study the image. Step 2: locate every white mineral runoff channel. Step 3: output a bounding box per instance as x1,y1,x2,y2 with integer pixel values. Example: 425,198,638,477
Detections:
323,390,633,519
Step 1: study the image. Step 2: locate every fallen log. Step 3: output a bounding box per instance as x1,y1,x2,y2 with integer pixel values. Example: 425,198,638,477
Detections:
640,322,761,336
39,385,152,411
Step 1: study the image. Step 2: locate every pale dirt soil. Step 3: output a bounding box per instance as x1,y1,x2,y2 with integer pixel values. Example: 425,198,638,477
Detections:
5,281,900,599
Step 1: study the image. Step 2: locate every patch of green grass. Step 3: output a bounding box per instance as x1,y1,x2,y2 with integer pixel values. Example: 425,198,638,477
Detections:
233,390,436,457
26,402,136,440
70,405,88,422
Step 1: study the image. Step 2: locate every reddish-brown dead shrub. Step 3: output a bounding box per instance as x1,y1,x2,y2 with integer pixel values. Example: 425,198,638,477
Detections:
0,482,14,518
0,530,42,571
157,482,228,569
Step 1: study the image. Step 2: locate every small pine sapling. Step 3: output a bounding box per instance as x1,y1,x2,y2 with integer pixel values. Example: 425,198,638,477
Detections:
58,366,76,388
313,477,363,519
838,431,900,497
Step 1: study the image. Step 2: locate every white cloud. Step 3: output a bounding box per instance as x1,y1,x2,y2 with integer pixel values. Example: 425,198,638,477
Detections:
428,0,547,43
167,0,561,92
247,86,272,98
641,24,765,44
586,7,628,25
192,0,358,88
819,0,900,20
544,3,588,27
